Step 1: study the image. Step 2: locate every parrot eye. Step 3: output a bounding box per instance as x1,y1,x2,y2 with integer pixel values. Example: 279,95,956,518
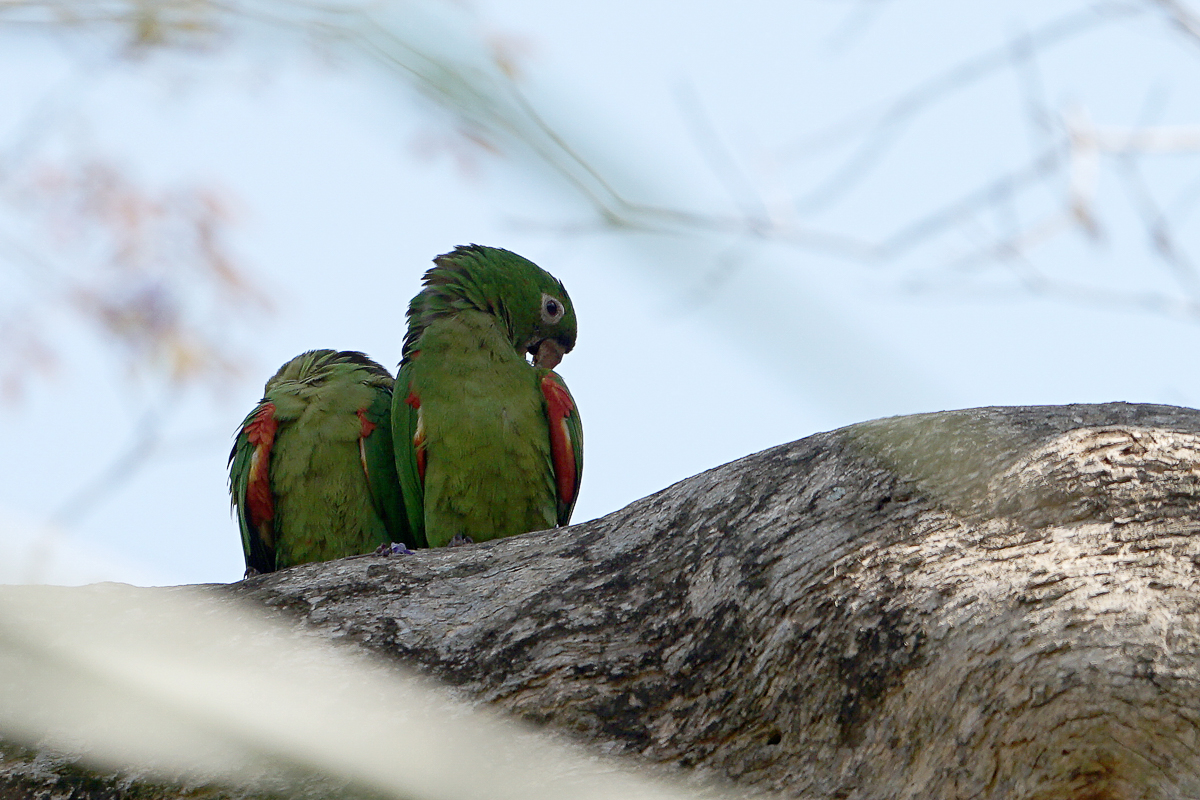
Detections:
540,293,565,324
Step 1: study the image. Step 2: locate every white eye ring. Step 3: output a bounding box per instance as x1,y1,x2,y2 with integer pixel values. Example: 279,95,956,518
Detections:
541,293,565,324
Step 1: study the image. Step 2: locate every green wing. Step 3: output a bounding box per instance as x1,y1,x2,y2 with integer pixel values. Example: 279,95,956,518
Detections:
360,374,418,549
391,360,428,548
228,398,278,575
541,370,583,527
560,386,584,526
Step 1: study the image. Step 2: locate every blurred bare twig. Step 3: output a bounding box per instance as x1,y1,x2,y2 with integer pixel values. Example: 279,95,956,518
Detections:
778,3,1134,211
7,0,1192,316
1154,0,1200,39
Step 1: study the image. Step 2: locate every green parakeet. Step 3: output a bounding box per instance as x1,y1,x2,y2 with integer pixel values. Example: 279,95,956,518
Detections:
229,349,416,575
393,244,583,548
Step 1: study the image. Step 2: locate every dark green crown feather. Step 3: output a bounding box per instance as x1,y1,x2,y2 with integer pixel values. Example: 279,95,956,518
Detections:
266,349,393,391
401,244,577,366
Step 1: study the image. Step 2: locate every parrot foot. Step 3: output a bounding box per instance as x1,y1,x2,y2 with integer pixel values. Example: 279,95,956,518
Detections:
243,566,262,579
448,534,475,547
376,542,416,556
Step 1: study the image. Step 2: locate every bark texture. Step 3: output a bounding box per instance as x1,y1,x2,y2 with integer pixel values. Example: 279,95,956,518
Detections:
7,402,1200,799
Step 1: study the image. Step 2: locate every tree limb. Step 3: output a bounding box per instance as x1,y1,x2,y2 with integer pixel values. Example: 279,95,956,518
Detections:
7,402,1200,799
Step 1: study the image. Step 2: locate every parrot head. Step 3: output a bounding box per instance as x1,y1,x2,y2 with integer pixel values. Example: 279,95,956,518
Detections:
402,244,577,368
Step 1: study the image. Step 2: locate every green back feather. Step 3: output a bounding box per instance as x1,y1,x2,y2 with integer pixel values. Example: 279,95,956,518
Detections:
230,350,413,573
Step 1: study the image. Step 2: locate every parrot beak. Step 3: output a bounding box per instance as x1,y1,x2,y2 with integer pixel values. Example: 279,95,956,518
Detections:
533,338,566,370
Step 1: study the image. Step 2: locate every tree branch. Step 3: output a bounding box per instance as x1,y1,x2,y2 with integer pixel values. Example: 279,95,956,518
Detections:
5,402,1200,799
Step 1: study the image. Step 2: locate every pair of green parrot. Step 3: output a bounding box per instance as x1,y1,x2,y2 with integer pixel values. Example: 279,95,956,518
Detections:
228,245,583,575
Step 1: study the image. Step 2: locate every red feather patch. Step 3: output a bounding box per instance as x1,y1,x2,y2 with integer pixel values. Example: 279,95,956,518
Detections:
541,375,577,505
357,408,377,437
356,408,375,480
407,391,426,484
244,404,278,532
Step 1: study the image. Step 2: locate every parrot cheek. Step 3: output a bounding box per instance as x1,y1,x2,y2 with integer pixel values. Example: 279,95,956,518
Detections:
534,338,565,370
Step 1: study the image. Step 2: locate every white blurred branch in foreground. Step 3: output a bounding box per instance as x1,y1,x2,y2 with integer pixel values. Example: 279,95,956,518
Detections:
0,582,742,800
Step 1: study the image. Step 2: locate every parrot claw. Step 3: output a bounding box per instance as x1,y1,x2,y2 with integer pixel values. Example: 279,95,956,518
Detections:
376,542,416,556
448,534,475,547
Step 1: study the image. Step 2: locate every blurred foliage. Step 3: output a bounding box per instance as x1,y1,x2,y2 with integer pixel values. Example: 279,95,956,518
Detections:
0,154,265,401
3,0,1200,346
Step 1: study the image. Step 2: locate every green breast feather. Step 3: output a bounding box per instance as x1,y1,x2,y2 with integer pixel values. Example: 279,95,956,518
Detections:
393,244,583,548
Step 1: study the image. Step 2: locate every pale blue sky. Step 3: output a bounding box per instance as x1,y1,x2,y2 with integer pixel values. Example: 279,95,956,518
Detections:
1,0,1198,584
